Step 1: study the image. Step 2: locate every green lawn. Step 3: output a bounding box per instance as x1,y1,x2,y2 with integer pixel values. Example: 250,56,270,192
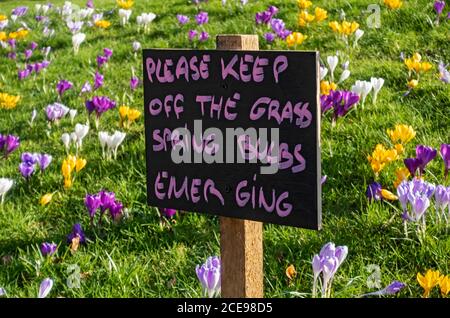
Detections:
0,0,449,298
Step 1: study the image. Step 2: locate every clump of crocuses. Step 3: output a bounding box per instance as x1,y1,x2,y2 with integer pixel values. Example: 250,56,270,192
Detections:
19,152,52,180
97,48,113,68
46,103,70,125
0,134,20,159
312,242,348,298
404,145,437,177
85,190,124,225
196,256,221,298
85,96,116,128
321,90,359,126
40,242,57,256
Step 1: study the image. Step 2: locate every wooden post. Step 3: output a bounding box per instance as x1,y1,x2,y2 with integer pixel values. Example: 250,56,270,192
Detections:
216,34,264,298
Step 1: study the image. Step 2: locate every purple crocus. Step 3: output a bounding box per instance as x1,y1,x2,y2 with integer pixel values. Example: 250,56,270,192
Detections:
162,208,177,218
440,144,450,178
199,31,209,42
366,182,382,201
361,281,406,297
177,14,189,25
85,193,102,219
438,61,450,83
188,30,198,41
24,49,32,60
94,71,104,90
99,190,116,212
270,19,285,36
40,242,57,256
130,76,139,91
81,81,92,94
87,0,94,8
109,201,123,221
195,11,208,25
404,157,421,177
37,153,52,171
416,145,437,174
7,52,17,60
46,103,68,122
67,223,86,244
30,42,38,51
0,134,20,158
104,48,113,59
38,278,53,298
56,79,73,97
434,185,450,211
8,39,16,50
434,0,446,15
12,6,28,17
264,32,276,43
255,6,278,25
19,162,35,179
195,256,221,298
18,68,31,80
85,96,116,117
97,55,108,68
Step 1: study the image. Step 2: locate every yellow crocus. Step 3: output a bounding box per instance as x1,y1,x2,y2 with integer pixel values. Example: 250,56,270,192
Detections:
95,20,111,29
341,21,359,35
407,79,419,89
64,178,73,189
320,81,337,95
417,270,441,298
0,31,6,42
127,109,141,122
0,93,20,110
286,32,308,47
119,106,130,121
384,0,403,10
0,15,7,21
393,167,410,188
75,158,87,172
297,0,312,9
329,21,341,33
286,264,297,280
298,10,315,27
420,62,432,73
381,189,398,200
314,7,328,22
8,29,29,40
387,124,416,144
40,193,54,206
117,0,134,9
367,144,399,174
439,275,450,296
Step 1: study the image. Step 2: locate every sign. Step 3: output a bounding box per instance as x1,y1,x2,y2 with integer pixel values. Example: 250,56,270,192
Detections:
143,49,321,229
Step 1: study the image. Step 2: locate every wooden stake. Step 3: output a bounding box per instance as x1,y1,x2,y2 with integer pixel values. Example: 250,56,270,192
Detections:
216,34,264,298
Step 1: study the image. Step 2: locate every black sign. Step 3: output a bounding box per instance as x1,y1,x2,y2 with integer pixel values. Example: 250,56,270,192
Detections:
143,49,321,229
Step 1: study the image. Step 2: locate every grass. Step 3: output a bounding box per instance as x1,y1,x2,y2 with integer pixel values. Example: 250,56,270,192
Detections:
0,0,449,298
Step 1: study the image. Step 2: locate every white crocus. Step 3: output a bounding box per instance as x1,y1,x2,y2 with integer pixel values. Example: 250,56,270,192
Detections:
0,178,14,205
119,9,132,26
29,109,37,127
98,131,108,157
326,55,339,82
319,66,328,81
74,123,89,150
70,132,78,144
354,29,364,47
137,13,156,33
72,33,86,54
370,77,385,104
338,69,351,84
99,131,126,159
79,8,94,19
69,109,77,123
351,80,372,106
61,133,71,152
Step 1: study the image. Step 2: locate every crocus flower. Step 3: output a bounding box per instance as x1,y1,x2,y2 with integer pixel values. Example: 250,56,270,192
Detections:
0,178,13,204
98,131,126,159
415,145,437,174
130,76,139,90
370,77,384,104
360,281,406,297
0,288,5,296
326,56,338,82
312,242,348,298
188,30,198,41
12,6,28,17
264,32,276,43
286,265,297,280
434,0,446,16
19,162,35,179
417,269,441,298
38,278,53,298
72,33,86,54
40,242,57,256
97,55,108,68
132,41,141,52
87,0,94,8
81,81,92,94
387,124,416,145
354,29,364,47
440,144,450,178
40,193,53,206
67,20,84,34
85,96,116,128
366,182,382,201
46,103,69,122
177,14,189,25
195,256,221,298
438,61,450,83
434,185,450,213
99,190,116,212
404,157,421,177
56,80,73,97
74,123,89,150
67,223,86,245
351,80,372,105
94,72,104,90
37,153,52,171
109,201,123,221
119,9,132,26
162,208,177,218
61,133,71,152
136,13,156,33
195,11,208,25
199,31,209,42
0,134,20,158
85,193,102,220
